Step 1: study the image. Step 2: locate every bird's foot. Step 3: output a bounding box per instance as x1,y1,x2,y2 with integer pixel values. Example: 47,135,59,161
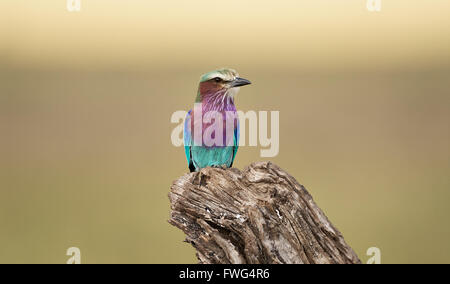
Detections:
211,165,228,170
194,170,203,186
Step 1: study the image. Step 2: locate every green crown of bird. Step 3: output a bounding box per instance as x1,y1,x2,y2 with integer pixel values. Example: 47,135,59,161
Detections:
184,68,251,172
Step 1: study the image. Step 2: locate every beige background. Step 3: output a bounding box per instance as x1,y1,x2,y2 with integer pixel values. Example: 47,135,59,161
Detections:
0,0,449,263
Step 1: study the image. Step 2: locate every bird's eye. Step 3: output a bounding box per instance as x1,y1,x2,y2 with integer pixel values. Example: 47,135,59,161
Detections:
214,77,222,82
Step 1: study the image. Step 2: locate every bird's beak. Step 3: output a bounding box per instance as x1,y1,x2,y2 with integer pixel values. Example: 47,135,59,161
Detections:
230,77,251,88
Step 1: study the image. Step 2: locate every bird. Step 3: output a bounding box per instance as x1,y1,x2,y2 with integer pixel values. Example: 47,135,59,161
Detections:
183,68,251,172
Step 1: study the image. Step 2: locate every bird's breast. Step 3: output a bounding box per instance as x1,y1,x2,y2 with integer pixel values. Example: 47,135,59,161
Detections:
189,108,238,148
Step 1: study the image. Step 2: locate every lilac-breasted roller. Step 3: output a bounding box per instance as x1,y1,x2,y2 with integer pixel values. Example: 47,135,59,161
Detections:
184,69,251,172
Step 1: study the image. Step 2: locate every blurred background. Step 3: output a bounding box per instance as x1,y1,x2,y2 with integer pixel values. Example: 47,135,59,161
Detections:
1,0,449,263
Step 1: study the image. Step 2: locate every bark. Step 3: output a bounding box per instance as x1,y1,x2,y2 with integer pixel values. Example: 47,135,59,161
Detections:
169,161,361,264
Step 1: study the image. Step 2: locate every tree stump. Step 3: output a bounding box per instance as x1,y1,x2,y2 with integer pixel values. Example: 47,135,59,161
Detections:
169,161,361,264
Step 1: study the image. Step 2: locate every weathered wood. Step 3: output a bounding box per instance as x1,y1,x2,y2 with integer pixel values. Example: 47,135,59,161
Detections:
169,161,361,264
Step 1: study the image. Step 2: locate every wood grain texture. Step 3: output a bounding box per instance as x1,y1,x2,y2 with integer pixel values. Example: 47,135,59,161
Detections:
169,161,361,264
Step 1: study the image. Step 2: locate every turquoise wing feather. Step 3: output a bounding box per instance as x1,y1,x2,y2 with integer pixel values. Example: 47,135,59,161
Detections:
183,110,192,168
231,117,239,166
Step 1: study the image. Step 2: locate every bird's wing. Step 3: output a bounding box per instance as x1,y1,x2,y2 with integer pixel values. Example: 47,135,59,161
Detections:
183,110,195,171
231,117,239,166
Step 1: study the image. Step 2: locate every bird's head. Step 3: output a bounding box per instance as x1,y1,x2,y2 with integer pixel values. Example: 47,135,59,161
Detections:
196,68,251,102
